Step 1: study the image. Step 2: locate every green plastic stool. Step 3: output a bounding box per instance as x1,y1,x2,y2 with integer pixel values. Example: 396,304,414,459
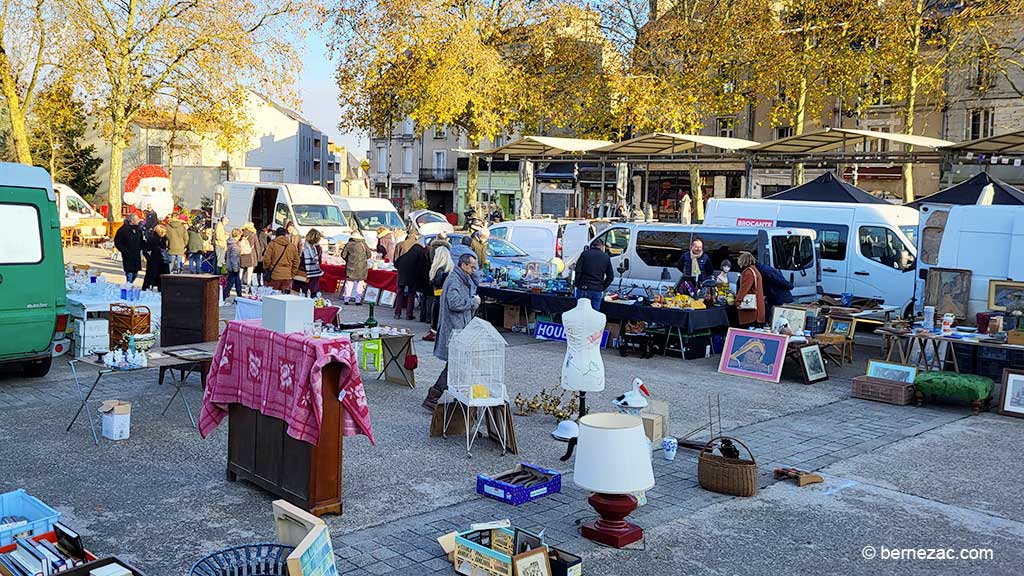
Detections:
361,338,383,371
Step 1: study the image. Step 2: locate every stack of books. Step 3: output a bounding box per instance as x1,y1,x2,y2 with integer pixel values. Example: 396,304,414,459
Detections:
0,523,87,575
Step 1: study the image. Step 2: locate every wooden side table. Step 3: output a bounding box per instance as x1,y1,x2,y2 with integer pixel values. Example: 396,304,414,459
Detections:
815,334,854,365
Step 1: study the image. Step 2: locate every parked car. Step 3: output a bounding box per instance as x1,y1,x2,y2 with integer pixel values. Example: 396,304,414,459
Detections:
419,233,533,269
704,198,919,316
0,163,70,377
589,222,820,300
488,218,594,266
407,209,454,236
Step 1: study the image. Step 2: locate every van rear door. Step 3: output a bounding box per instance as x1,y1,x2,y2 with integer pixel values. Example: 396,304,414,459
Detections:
559,221,592,266
759,228,818,302
0,184,62,359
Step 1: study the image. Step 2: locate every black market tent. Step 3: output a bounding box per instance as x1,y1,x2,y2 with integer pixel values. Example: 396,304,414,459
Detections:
764,172,891,204
906,172,1024,208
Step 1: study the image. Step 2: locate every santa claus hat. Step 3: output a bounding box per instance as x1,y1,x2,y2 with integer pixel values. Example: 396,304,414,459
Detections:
125,164,170,193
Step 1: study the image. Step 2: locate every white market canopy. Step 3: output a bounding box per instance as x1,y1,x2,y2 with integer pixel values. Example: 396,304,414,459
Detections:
751,127,953,153
596,133,759,155
946,130,1024,154
486,136,613,158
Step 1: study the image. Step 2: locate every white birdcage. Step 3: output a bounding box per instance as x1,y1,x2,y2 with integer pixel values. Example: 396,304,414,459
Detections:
443,318,509,457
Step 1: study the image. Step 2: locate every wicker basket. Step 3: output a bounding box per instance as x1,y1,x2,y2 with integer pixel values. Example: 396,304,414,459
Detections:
698,436,758,497
109,304,151,350
851,375,915,405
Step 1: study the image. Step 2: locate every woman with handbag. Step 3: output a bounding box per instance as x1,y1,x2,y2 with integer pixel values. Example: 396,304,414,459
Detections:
295,229,325,295
261,228,300,293
734,251,765,328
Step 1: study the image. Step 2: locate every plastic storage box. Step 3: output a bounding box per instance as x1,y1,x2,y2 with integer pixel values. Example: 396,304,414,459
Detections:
0,489,60,546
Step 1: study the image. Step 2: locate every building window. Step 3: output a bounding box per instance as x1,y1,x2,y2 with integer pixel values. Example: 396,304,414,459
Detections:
434,125,447,139
402,146,413,174
862,127,891,153
716,118,735,139
974,56,996,90
969,109,994,140
147,145,164,165
434,150,446,178
775,126,793,140
494,134,505,148
376,146,387,174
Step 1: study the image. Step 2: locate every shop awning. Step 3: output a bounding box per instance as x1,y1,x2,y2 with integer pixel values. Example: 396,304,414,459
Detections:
485,136,613,158
595,133,759,155
752,128,953,154
765,172,891,204
907,172,1024,207
945,130,1024,154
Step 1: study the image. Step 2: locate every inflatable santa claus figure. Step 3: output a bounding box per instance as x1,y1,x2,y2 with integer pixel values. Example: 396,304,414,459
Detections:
123,164,174,218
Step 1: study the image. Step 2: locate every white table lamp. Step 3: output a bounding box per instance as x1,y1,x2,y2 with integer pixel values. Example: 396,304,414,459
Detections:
573,412,655,547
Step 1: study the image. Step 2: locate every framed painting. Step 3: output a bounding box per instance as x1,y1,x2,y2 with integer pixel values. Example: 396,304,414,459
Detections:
825,317,854,338
799,344,829,384
378,290,397,307
511,547,551,576
363,286,381,304
924,267,972,319
718,328,789,383
866,360,918,384
999,369,1024,419
988,280,1024,313
771,305,807,334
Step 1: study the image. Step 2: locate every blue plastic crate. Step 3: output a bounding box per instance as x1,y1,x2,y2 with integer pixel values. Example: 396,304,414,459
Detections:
0,489,60,546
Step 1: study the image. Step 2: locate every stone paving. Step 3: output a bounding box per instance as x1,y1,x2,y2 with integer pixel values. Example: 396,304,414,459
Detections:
321,398,968,575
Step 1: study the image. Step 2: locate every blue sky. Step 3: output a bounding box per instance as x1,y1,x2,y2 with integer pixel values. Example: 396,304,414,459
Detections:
297,29,368,158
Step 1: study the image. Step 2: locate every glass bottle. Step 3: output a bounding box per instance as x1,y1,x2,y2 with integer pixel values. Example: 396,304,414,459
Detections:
364,303,379,328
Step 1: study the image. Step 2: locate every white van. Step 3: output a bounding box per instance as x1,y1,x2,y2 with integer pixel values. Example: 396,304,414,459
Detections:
334,196,404,249
221,182,351,246
589,223,819,301
705,198,919,316
916,204,1024,320
488,219,594,266
53,183,99,229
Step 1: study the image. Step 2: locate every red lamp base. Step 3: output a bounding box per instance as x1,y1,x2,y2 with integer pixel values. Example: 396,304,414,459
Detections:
580,493,643,548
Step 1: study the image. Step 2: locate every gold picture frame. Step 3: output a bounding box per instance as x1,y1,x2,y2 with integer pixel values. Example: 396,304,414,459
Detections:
988,279,1024,312
825,317,854,338
512,547,551,576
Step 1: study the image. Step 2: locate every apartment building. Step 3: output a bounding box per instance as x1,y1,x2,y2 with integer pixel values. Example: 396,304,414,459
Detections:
369,119,462,214
244,92,341,192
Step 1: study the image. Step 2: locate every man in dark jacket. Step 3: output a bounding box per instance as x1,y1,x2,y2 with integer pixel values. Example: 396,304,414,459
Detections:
757,262,794,318
395,241,430,321
114,214,144,283
674,237,712,283
573,240,614,310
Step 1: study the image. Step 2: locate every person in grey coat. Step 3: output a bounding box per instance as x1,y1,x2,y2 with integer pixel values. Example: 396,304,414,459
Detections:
422,252,480,412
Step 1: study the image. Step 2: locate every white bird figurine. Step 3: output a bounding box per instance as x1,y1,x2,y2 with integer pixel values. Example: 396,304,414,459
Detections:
613,377,651,409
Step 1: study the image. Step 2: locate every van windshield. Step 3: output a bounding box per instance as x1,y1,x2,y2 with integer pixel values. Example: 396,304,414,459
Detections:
900,225,918,248
293,204,345,227
771,235,815,271
354,210,403,230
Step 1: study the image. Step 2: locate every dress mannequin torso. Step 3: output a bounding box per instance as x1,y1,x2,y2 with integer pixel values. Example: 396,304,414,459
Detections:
561,298,606,392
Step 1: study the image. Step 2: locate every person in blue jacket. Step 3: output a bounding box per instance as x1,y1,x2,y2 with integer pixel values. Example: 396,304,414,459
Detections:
756,261,794,318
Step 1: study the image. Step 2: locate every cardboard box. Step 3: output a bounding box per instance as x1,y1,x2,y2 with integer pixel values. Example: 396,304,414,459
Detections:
262,294,314,334
1009,330,1024,346
477,463,561,506
502,305,520,330
642,399,671,440
98,400,131,440
642,412,664,445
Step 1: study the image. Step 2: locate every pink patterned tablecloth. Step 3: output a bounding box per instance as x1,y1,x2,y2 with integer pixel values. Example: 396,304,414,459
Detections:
199,320,374,445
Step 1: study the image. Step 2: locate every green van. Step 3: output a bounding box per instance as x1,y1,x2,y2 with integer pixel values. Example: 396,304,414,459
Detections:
0,163,70,377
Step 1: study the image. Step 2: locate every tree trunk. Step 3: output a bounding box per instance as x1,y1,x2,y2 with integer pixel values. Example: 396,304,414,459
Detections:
0,49,32,165
108,140,125,223
690,165,703,223
792,30,811,187
466,133,480,215
901,0,925,204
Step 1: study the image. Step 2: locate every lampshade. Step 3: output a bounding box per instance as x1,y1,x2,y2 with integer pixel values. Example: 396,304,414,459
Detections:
574,413,655,494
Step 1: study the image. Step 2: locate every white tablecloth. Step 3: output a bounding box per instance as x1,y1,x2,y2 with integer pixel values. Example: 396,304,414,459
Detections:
234,297,263,321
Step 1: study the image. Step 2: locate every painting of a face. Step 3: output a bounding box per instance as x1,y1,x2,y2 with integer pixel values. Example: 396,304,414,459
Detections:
125,176,174,218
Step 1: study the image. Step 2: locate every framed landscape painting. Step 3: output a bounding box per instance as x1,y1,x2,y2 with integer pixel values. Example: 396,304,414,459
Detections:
718,328,789,383
988,280,1024,312
924,267,972,319
999,369,1024,419
771,306,807,334
866,360,918,384
825,317,854,338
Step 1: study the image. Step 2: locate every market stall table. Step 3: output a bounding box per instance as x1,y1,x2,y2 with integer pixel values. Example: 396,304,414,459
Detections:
199,320,374,515
66,341,217,444
877,329,1024,373
319,263,398,294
